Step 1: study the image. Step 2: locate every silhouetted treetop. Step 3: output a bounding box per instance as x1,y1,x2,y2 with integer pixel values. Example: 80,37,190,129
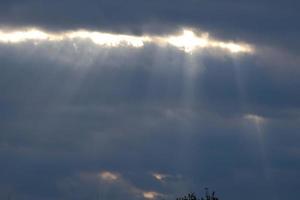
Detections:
176,188,219,200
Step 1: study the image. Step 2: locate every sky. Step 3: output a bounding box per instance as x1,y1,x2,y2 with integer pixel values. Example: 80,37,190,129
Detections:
0,1,300,200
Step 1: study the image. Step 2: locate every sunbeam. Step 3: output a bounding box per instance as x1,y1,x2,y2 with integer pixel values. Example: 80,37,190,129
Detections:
244,114,271,179
1,0,299,199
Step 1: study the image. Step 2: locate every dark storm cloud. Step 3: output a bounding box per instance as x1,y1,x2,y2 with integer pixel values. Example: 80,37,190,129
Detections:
1,1,300,199
0,0,299,52
0,39,300,200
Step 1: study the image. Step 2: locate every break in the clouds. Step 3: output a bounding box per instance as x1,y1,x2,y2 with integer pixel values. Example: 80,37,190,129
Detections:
1,1,300,200
0,28,253,53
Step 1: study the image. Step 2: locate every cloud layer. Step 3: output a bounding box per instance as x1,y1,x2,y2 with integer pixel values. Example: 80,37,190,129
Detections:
1,36,300,200
0,28,253,54
0,1,300,200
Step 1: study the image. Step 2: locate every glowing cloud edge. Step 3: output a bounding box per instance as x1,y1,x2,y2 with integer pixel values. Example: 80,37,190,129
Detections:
0,28,254,54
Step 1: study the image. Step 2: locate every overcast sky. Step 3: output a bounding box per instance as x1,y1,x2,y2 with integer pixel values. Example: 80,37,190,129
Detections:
0,1,300,200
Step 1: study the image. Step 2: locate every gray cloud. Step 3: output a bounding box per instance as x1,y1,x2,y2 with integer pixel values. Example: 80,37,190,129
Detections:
0,0,299,53
0,2,300,198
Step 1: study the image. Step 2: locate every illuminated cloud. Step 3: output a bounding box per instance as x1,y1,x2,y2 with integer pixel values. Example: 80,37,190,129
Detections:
0,29,63,43
143,191,160,199
0,28,253,54
98,171,119,182
165,29,252,53
244,114,266,124
152,172,168,181
166,30,209,53
82,170,163,200
67,30,150,47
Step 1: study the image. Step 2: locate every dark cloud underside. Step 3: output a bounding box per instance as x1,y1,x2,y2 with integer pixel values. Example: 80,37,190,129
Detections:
0,0,299,51
0,41,300,200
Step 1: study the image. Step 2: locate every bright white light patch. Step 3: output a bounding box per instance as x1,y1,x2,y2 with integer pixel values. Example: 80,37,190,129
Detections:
0,28,253,54
98,171,119,182
0,29,62,43
152,173,168,181
68,30,150,47
244,114,265,124
143,192,159,199
167,30,209,53
166,29,252,53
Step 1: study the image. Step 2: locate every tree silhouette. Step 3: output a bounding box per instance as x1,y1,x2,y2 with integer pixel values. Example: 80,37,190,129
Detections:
176,188,219,200
201,188,218,200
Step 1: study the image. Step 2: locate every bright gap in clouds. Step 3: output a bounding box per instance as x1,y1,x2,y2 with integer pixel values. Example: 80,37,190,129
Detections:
0,28,253,54
166,30,252,53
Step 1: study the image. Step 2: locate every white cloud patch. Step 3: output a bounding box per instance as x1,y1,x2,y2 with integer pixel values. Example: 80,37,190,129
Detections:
98,171,119,182
244,114,266,124
143,191,161,199
165,29,252,53
75,170,163,200
152,172,169,182
0,28,253,54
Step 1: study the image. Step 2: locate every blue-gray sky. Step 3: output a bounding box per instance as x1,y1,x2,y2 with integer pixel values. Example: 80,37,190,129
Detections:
0,1,300,200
